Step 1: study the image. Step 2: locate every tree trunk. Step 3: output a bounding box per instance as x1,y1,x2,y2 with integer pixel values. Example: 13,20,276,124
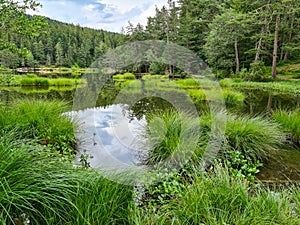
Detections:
255,26,264,63
234,38,240,74
272,13,280,79
284,17,294,61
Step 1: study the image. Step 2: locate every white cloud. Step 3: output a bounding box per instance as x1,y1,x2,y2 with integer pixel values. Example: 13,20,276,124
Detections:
28,0,167,32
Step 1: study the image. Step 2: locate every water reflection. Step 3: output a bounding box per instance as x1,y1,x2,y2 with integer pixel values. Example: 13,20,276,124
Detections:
72,104,146,170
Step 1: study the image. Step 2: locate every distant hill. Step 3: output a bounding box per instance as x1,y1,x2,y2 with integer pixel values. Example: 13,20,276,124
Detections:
1,16,126,68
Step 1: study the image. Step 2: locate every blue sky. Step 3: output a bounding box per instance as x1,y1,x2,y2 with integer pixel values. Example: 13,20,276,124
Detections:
29,0,166,33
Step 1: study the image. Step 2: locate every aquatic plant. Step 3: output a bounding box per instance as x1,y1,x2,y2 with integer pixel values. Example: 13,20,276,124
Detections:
0,131,133,225
273,109,300,143
0,100,76,156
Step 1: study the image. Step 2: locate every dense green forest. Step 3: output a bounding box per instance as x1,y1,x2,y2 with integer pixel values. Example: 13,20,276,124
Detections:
1,0,300,79
0,17,125,68
126,0,300,78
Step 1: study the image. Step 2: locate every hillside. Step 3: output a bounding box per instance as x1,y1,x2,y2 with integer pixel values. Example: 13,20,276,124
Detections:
0,17,126,68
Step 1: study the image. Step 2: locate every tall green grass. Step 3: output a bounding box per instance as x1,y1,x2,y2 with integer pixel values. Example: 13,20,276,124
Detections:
0,100,76,156
170,167,299,225
142,110,284,180
113,73,136,80
186,89,245,107
20,77,50,86
0,131,133,225
273,109,300,143
130,166,299,224
220,78,300,95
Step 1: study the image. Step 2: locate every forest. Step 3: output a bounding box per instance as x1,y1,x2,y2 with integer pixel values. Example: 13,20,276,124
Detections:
0,0,300,224
1,0,300,80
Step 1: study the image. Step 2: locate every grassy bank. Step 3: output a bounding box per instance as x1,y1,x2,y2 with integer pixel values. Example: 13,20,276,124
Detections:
220,78,300,95
0,131,132,225
0,73,86,87
273,109,300,144
0,100,133,224
0,100,299,224
131,166,299,225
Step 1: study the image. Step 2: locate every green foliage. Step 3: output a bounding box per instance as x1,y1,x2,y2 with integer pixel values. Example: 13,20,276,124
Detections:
186,88,245,107
222,89,245,107
175,78,199,89
20,77,50,86
123,72,136,80
241,61,268,81
113,73,136,81
0,1,47,55
0,100,76,156
0,73,18,86
219,79,300,95
273,109,300,143
0,131,133,225
149,62,166,75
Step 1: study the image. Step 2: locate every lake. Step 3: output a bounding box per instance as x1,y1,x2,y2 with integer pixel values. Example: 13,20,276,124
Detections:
1,79,299,182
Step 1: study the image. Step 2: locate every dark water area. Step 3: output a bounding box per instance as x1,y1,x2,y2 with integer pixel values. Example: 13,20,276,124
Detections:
236,89,300,114
0,81,299,182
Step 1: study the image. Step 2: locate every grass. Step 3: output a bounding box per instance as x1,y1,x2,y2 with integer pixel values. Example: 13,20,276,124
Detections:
18,77,86,86
113,73,136,81
0,98,298,224
141,110,200,166
169,167,299,224
0,131,133,225
141,110,284,181
0,100,76,156
220,78,300,95
130,166,299,225
187,89,245,107
273,109,300,143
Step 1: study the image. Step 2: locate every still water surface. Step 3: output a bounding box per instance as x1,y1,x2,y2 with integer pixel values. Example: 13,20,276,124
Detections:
1,82,299,181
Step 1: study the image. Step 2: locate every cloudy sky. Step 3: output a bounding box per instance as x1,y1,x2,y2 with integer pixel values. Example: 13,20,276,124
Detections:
29,0,166,33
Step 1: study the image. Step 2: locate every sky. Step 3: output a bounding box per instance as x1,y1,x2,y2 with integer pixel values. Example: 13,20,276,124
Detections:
28,0,166,33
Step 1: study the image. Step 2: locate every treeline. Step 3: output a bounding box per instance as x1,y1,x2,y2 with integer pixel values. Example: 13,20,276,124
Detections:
0,17,125,68
125,0,300,78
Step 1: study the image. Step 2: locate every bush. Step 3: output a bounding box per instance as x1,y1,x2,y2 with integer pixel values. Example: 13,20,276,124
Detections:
244,61,268,81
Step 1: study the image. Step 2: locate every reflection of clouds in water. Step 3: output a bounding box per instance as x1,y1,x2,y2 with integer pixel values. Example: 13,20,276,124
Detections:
71,104,144,170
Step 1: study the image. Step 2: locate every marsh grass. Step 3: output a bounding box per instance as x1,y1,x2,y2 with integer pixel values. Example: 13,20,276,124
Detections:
141,110,200,166
17,77,85,87
220,79,300,95
0,131,133,225
170,167,299,225
113,73,136,81
273,109,300,143
187,89,244,107
142,110,284,181
130,166,299,224
0,100,76,156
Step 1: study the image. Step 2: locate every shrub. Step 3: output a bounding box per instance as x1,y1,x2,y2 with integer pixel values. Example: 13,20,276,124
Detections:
244,61,268,81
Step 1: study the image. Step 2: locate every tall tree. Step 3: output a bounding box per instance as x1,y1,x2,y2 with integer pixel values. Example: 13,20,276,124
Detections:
0,0,46,54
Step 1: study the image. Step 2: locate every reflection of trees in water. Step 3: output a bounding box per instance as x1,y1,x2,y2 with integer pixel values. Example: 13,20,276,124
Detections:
241,89,298,114
125,97,174,121
0,88,75,106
